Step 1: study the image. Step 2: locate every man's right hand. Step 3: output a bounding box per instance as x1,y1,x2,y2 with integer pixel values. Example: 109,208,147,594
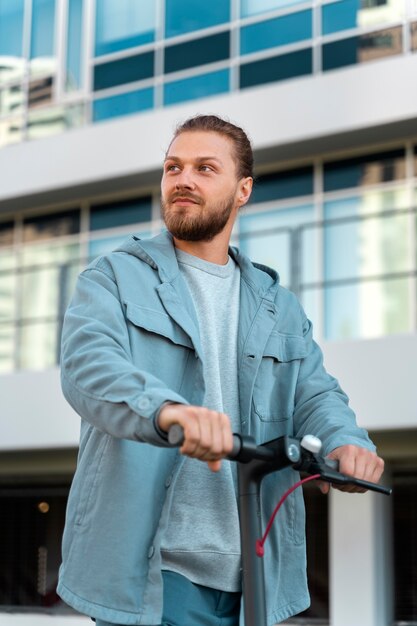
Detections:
157,404,233,472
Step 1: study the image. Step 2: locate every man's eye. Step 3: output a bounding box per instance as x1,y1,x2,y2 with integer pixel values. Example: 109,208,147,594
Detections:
199,165,213,172
166,164,179,172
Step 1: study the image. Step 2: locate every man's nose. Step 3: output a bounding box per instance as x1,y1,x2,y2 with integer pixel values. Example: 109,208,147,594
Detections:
175,168,195,190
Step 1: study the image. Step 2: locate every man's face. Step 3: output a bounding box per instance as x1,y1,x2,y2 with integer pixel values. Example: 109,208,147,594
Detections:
161,130,245,242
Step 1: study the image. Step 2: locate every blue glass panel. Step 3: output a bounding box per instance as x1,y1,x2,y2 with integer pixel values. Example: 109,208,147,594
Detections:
30,0,56,59
241,0,308,17
164,69,229,106
0,0,24,57
89,231,150,260
241,11,312,54
239,204,314,287
240,49,312,89
66,0,84,91
93,51,154,90
323,150,405,191
250,167,313,204
165,0,230,38
164,32,230,74
93,88,153,121
95,0,156,56
322,0,359,36
322,36,357,70
90,197,152,230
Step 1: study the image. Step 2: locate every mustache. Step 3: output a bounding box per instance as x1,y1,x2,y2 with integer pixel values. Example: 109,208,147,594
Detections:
168,191,202,204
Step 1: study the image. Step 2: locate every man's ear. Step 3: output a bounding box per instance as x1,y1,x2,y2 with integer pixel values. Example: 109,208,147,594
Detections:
237,177,253,209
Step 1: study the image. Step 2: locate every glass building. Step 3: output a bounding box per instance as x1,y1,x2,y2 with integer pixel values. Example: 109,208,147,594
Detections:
0,1,416,625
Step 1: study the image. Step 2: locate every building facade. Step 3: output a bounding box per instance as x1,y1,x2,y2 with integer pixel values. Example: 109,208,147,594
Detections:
1,0,416,624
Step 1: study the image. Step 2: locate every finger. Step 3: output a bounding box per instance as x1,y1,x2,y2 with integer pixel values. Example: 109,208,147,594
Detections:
207,459,222,472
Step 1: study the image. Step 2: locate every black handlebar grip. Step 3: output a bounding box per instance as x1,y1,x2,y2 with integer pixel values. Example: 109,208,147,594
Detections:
324,457,339,471
167,425,242,458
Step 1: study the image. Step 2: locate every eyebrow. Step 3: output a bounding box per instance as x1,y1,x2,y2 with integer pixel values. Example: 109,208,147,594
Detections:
164,155,224,165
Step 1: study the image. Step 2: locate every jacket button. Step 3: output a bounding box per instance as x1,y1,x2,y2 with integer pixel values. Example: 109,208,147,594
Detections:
138,397,150,410
148,545,155,559
165,475,172,488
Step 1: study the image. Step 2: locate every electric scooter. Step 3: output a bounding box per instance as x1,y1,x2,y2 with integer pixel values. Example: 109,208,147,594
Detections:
168,426,391,626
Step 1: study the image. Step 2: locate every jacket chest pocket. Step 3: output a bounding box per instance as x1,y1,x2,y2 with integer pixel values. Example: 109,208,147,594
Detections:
124,301,195,390
252,333,308,423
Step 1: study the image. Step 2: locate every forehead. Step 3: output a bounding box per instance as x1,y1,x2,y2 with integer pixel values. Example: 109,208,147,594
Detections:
166,130,235,163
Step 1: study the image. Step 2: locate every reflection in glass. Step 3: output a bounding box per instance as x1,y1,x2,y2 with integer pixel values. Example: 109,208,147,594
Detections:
241,10,312,55
238,204,314,288
93,88,153,122
66,0,84,91
241,0,308,18
95,0,156,56
164,32,230,74
323,149,405,192
165,0,229,38
23,210,80,242
322,0,405,35
0,115,24,147
240,48,312,89
0,0,25,84
28,75,54,108
164,69,229,106
19,320,59,370
27,103,85,140
30,0,57,77
0,225,16,322
324,277,410,340
322,26,402,71
0,83,24,116
93,51,154,91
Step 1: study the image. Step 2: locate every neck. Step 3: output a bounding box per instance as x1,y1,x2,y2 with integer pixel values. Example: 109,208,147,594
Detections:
173,237,230,265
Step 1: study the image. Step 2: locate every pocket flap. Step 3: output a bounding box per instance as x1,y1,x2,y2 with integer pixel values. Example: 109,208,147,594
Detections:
125,301,193,349
263,332,308,362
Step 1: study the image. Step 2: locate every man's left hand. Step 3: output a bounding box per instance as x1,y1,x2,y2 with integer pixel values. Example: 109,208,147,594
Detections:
318,445,385,494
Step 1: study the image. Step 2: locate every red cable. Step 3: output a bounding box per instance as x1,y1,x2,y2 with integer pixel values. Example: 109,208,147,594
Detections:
255,474,321,557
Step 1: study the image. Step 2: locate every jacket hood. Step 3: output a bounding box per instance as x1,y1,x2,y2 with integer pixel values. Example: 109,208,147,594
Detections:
114,230,281,299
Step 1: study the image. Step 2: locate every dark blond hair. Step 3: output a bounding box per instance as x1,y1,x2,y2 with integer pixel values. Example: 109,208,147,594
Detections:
172,114,254,180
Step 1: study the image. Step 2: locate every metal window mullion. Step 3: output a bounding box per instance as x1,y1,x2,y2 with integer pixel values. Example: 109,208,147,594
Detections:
154,0,165,108
405,142,417,332
84,0,96,123
312,0,322,74
314,159,325,342
21,0,33,141
230,0,240,92
55,0,68,103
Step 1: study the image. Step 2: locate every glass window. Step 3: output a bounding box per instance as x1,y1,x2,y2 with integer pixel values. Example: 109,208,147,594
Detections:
164,32,230,74
66,0,84,91
322,0,405,35
0,83,24,116
93,51,154,91
323,188,412,339
23,210,80,241
93,87,153,122
414,146,417,176
95,0,156,56
322,26,402,71
90,196,152,230
238,204,314,288
241,0,309,18
0,0,25,84
30,0,57,77
88,230,150,260
241,10,312,55
240,48,312,89
27,103,85,140
250,166,313,204
165,0,230,38
0,222,16,325
323,149,405,192
164,69,229,106
0,323,14,372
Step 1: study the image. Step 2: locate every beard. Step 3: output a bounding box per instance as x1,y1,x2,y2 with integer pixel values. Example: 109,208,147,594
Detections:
161,191,236,242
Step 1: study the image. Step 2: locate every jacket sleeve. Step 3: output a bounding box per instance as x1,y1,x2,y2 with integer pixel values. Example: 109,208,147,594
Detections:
292,311,376,456
60,261,189,446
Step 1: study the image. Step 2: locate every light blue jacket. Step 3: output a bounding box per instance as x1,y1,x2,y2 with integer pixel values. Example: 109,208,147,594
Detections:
57,231,375,625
